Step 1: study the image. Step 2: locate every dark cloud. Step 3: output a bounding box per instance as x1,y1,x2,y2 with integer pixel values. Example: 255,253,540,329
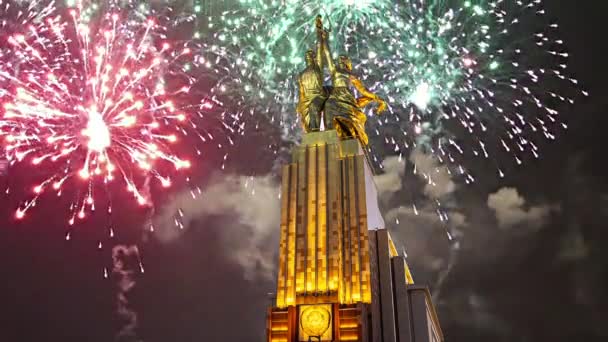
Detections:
375,156,404,202
409,148,456,199
153,172,280,281
375,149,463,298
558,228,589,262
487,187,558,230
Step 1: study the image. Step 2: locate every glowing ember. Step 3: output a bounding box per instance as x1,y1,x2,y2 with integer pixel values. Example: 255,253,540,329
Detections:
84,110,111,153
410,82,432,111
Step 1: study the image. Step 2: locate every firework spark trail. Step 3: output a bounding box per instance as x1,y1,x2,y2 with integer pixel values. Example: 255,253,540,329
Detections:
204,0,586,174
379,0,587,169
111,244,144,342
0,2,225,224
0,1,57,95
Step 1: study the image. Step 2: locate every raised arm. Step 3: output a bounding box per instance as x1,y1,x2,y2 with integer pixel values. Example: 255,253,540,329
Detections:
321,31,336,76
315,32,324,70
315,16,324,69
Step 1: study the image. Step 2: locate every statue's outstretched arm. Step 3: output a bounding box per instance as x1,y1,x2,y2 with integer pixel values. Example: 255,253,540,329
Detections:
351,76,387,114
351,77,378,100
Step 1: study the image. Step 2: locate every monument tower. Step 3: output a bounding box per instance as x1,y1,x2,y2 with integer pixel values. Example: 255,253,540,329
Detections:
265,17,444,342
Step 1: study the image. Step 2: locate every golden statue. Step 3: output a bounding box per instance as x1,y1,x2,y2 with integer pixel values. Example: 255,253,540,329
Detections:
318,17,387,146
296,16,328,133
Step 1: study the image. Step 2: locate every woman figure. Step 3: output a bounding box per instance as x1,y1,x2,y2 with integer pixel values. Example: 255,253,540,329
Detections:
320,30,387,146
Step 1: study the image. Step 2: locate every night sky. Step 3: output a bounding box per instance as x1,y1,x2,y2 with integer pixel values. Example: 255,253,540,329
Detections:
1,1,607,341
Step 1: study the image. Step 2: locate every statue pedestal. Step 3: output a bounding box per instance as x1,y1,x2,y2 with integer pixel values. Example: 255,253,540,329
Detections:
267,130,442,342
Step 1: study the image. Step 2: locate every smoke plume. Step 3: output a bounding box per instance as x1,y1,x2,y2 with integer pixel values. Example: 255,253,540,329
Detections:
152,172,281,281
112,245,143,342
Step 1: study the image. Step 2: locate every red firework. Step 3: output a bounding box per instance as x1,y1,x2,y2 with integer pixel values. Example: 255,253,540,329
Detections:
0,6,209,223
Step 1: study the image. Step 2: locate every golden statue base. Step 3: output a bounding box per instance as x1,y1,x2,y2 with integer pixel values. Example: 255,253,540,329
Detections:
266,131,441,342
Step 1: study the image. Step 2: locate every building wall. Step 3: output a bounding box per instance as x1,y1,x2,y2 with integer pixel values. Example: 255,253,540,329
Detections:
268,132,443,342
275,132,373,308
368,229,443,342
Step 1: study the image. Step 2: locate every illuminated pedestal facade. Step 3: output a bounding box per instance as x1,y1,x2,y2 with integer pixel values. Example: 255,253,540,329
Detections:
266,131,443,342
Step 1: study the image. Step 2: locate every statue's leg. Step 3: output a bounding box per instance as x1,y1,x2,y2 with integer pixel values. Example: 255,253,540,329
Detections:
307,102,320,131
301,112,310,133
309,113,320,131
323,98,335,130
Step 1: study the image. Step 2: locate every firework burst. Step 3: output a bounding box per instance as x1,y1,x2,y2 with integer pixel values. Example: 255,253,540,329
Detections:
371,0,588,178
0,2,214,223
203,0,586,179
